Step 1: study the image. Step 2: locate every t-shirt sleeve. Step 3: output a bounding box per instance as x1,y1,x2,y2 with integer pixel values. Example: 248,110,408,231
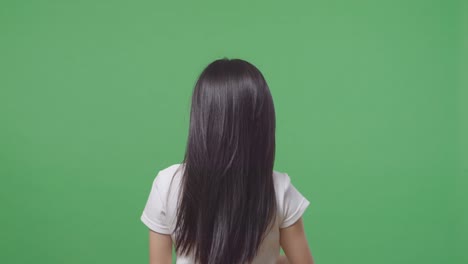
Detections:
280,173,311,228
140,171,171,234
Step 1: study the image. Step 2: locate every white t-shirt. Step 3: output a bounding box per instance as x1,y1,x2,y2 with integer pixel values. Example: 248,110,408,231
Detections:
140,163,310,264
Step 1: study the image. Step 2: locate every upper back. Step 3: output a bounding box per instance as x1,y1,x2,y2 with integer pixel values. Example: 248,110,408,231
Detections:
140,163,310,263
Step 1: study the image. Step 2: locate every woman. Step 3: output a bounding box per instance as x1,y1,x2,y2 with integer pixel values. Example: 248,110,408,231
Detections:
141,58,314,264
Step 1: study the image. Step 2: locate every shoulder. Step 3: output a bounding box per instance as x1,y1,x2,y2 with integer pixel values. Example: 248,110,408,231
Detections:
272,169,310,228
272,169,294,204
152,163,184,191
272,169,292,191
158,163,184,178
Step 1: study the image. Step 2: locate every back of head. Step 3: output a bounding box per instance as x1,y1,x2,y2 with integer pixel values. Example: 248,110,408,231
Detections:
174,58,277,264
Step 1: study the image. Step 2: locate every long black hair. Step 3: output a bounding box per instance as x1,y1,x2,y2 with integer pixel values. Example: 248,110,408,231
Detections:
174,58,277,264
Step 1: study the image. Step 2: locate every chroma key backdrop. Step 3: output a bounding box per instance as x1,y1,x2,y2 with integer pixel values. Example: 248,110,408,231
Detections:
0,0,467,263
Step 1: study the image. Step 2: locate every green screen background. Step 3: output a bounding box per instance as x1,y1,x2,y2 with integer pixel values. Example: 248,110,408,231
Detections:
1,0,466,263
